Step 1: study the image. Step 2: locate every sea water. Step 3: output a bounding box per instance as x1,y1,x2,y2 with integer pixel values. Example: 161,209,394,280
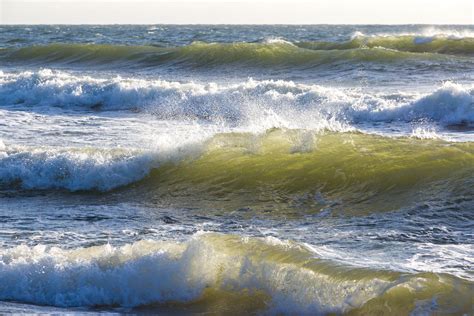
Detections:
0,25,473,314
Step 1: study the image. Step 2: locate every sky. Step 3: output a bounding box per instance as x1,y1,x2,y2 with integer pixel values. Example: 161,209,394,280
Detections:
0,0,473,25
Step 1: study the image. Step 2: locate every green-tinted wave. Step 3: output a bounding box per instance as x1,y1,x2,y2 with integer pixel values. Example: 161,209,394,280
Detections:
3,130,473,215
135,130,474,215
0,43,169,65
1,232,472,314
297,35,474,55
0,40,449,69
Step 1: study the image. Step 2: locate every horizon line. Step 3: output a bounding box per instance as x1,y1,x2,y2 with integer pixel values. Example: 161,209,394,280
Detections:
2,23,473,26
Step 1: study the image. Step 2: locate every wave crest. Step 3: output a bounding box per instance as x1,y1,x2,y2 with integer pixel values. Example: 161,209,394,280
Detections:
299,34,474,56
1,70,473,126
0,145,154,191
0,233,471,314
1,130,472,219
0,40,449,69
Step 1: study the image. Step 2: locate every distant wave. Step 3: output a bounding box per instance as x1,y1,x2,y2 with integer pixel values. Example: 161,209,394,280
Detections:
0,233,471,314
0,37,460,69
1,70,473,127
351,27,474,41
298,34,474,56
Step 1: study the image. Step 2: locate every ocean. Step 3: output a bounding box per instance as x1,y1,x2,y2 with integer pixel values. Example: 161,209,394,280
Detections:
0,25,473,315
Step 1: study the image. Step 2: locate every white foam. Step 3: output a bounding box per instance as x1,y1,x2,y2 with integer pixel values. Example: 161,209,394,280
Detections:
0,233,392,313
263,37,295,45
350,31,366,40
410,127,443,140
351,27,474,40
305,241,474,282
418,27,474,39
1,70,473,132
0,145,155,191
361,82,474,124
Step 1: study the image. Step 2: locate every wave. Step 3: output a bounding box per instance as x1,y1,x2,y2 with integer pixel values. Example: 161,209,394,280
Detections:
369,27,474,39
1,70,473,126
137,130,474,214
2,131,473,216
0,232,471,314
0,146,155,191
0,40,451,69
297,34,474,56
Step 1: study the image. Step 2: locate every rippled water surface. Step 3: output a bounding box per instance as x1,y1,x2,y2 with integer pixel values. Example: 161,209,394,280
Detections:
0,25,473,315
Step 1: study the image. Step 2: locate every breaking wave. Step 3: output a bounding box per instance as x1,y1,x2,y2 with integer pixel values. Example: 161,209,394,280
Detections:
1,131,472,217
0,233,471,314
1,70,473,126
0,146,154,191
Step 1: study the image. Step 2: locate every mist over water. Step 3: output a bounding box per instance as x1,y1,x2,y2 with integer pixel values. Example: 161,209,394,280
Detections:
0,25,473,314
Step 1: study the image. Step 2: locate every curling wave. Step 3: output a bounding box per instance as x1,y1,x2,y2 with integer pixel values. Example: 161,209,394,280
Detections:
0,40,452,69
1,131,473,215
0,233,472,314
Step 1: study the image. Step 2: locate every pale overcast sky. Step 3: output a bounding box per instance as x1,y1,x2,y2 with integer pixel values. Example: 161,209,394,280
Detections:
0,0,473,24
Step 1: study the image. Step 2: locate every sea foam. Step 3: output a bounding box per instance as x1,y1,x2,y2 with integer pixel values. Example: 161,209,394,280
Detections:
0,145,154,191
1,70,473,128
0,233,470,314
0,233,409,313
